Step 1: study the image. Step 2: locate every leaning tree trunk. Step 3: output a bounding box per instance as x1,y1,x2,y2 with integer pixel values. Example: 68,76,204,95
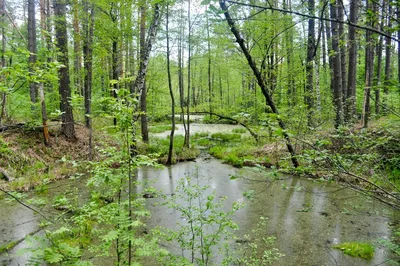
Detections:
220,0,299,168
54,0,76,140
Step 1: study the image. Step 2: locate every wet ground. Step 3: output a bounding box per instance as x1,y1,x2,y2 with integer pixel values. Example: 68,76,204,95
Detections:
0,155,399,265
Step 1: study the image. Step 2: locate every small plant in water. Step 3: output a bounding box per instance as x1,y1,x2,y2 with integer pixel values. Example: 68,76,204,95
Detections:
158,175,243,265
333,242,375,260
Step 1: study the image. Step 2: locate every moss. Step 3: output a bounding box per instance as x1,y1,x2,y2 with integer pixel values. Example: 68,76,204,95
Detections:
0,240,19,254
333,242,374,260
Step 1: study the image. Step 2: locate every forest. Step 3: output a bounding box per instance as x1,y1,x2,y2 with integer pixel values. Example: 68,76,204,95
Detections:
0,0,399,265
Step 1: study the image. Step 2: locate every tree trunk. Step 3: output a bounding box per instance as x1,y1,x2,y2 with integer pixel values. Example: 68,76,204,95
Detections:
54,0,76,140
383,1,392,112
305,0,315,127
83,1,94,159
0,0,6,125
185,0,191,148
220,0,299,168
329,0,343,128
338,3,347,105
166,4,175,165
139,2,149,143
72,0,82,95
206,13,212,119
362,0,376,128
130,4,160,156
375,35,383,115
28,0,37,105
346,0,358,123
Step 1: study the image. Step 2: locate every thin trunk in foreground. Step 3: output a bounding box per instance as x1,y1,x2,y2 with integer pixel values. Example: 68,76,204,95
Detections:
166,5,175,165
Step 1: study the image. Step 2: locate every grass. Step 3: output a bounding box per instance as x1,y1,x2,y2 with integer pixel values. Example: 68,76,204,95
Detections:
210,133,241,142
144,135,200,164
149,124,177,133
232,128,247,134
333,242,374,260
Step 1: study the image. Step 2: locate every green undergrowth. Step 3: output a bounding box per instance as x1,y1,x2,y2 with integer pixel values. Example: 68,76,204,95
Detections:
297,116,400,191
333,242,374,260
149,124,178,133
143,135,200,164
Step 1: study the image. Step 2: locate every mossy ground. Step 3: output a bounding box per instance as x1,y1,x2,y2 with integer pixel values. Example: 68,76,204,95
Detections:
333,242,375,260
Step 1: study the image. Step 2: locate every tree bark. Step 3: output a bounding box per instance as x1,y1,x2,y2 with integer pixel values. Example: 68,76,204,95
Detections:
383,1,392,112
362,0,376,128
54,0,76,140
72,0,82,95
329,0,343,128
166,4,175,165
305,0,315,127
139,2,149,143
130,4,160,156
28,0,37,105
220,0,299,168
0,0,6,125
346,0,358,123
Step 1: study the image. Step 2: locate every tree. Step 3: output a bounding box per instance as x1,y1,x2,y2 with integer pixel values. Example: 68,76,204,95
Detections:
166,4,175,165
54,0,76,140
329,0,343,128
219,0,299,168
383,0,392,112
0,0,6,124
140,1,149,143
28,0,37,105
362,0,376,128
83,0,94,159
131,3,161,156
346,0,358,122
305,0,315,126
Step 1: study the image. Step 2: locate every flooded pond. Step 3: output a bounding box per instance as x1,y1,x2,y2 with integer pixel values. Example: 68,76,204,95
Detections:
152,123,247,139
1,154,399,265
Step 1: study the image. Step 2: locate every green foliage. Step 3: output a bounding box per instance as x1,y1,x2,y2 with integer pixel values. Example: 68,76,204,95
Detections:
210,133,241,142
149,124,177,133
146,135,200,163
333,242,374,260
157,176,243,265
232,128,247,134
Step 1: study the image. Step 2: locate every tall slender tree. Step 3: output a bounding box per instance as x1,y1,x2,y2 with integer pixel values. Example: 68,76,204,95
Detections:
28,0,37,105
0,0,6,124
166,4,175,165
329,0,343,127
140,1,149,143
346,0,358,122
54,0,76,140
305,0,315,126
